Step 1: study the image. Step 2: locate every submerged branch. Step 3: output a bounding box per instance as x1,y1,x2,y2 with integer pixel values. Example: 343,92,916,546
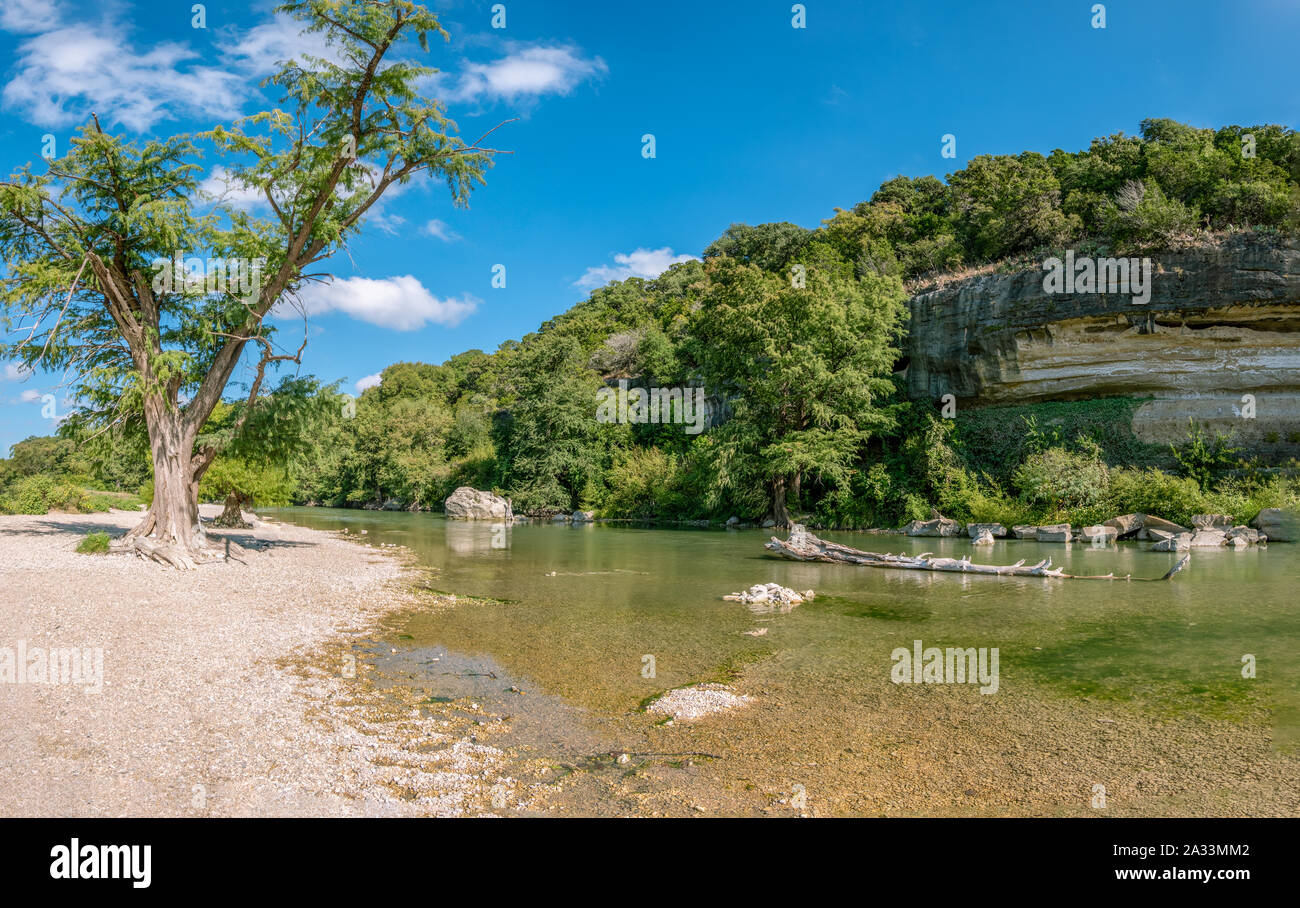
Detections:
764,525,1190,582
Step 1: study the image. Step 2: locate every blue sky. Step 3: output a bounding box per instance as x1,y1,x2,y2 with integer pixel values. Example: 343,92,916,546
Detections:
2,0,1298,455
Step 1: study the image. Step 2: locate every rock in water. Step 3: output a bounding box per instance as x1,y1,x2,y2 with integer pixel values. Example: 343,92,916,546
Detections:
1191,514,1234,530
1103,513,1145,537
647,683,752,720
1139,515,1188,537
1152,532,1193,552
1225,526,1264,545
972,529,995,545
1189,529,1228,548
1035,523,1072,543
723,582,815,614
1251,508,1298,542
1080,525,1118,544
443,487,513,520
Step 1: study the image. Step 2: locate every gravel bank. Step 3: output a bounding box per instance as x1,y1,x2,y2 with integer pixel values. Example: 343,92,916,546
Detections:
0,507,508,816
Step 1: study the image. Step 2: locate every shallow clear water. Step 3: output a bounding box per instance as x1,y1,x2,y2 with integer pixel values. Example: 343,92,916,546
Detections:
271,508,1299,813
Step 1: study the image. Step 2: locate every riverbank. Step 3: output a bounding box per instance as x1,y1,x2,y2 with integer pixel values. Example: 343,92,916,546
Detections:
0,506,517,816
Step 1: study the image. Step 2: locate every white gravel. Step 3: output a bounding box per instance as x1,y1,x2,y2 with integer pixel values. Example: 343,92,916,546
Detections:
0,506,509,816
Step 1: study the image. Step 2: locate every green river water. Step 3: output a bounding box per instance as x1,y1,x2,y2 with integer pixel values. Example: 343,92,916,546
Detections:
272,508,1298,815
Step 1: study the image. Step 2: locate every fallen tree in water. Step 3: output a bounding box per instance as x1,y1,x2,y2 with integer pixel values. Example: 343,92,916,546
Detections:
765,525,1190,582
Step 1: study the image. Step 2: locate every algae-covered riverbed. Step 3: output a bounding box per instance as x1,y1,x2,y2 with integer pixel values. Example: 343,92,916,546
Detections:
274,508,1300,816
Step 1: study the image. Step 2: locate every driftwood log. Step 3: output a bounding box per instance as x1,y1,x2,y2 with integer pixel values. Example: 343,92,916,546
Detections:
765,525,1190,582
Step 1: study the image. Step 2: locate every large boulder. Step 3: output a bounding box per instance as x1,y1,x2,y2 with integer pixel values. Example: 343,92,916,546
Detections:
903,515,964,537
1225,525,1264,545
1080,525,1117,545
1011,525,1039,539
971,528,995,545
1152,532,1193,552
967,522,1007,539
443,486,513,520
1251,508,1299,542
1103,513,1145,537
1138,512,1190,533
1191,514,1234,530
1189,529,1227,548
1035,523,1072,543
572,510,595,523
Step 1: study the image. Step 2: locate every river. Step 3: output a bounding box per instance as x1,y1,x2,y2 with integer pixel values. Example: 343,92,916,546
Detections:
271,508,1300,816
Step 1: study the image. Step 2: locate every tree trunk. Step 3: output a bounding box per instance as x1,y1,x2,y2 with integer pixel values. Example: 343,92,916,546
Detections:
771,476,792,528
213,491,252,528
115,397,217,569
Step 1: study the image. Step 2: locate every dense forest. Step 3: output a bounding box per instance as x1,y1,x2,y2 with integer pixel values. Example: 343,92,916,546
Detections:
5,118,1300,528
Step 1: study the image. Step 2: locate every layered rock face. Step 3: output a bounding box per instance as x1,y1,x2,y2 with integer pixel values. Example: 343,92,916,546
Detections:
904,235,1300,447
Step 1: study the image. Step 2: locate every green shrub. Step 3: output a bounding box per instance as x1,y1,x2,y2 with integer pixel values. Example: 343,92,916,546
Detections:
1106,468,1206,526
1013,445,1110,515
75,532,111,554
1171,420,1240,490
0,475,89,514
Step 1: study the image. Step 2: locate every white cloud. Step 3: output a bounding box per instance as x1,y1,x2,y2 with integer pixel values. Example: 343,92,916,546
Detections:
220,14,338,76
356,373,382,392
198,165,267,208
2,24,247,131
282,275,478,331
423,218,460,242
0,0,61,33
0,13,337,131
18,389,42,403
435,43,606,104
574,247,698,289
3,363,33,381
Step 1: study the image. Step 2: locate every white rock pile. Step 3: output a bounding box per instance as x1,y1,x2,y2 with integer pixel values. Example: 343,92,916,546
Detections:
723,583,815,607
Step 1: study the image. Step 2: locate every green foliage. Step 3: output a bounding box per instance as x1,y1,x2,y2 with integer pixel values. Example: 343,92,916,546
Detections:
952,398,1163,486
1013,443,1111,516
0,0,497,532
76,532,111,555
0,475,109,515
947,152,1079,261
1171,420,1241,491
1105,468,1207,527
7,115,1295,530
598,447,687,519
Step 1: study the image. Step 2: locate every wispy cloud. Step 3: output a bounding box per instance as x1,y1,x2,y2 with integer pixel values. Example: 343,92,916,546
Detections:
0,0,62,33
281,275,478,331
423,218,461,242
575,247,697,289
0,13,335,131
355,373,382,392
3,362,33,381
432,42,606,104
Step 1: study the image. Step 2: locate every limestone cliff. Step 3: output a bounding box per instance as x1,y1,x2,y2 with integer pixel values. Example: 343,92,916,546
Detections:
903,234,1300,449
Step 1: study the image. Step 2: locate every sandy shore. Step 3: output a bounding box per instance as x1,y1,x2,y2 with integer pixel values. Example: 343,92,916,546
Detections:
0,507,511,817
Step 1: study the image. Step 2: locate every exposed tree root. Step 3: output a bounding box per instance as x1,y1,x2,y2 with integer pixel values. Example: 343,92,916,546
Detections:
765,524,1190,582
